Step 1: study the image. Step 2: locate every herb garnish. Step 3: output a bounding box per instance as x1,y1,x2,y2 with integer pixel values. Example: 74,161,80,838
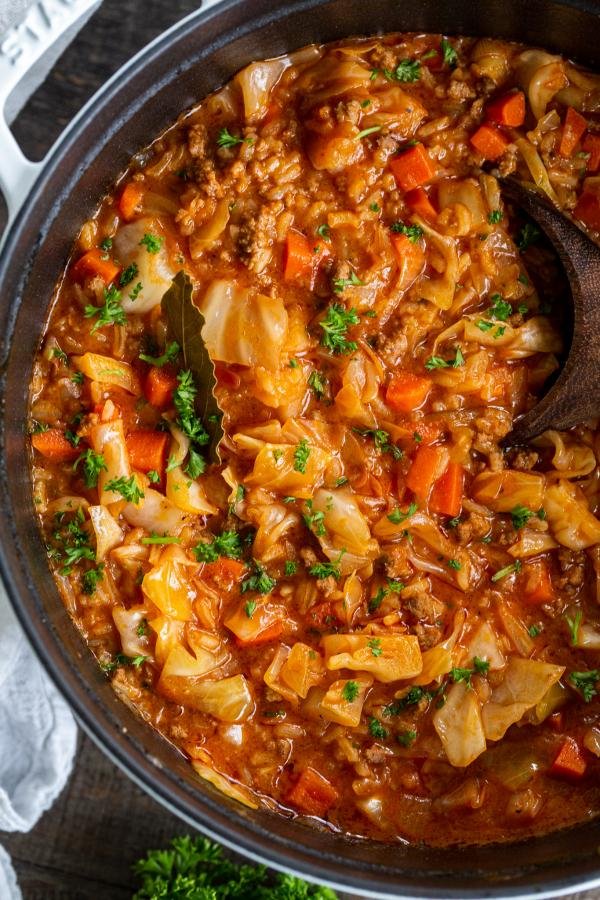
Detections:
105,475,144,504
84,285,126,333
73,449,107,489
193,530,242,563
319,303,360,354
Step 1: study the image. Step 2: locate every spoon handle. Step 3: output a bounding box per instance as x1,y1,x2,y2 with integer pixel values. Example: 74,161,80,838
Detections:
502,182,600,445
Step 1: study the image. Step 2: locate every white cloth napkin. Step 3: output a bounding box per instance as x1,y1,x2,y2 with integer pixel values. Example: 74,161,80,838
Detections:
0,594,78,899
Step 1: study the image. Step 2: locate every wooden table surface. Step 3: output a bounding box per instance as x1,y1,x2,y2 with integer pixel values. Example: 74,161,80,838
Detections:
1,1,600,897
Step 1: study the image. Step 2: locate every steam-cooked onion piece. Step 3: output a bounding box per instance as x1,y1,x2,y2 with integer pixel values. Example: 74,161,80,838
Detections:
322,633,422,683
319,674,373,726
89,419,131,506
72,353,140,394
159,674,254,722
481,657,564,741
246,443,331,498
122,487,189,534
545,480,600,549
112,605,150,659
142,548,197,620
533,430,596,479
88,505,123,561
200,280,288,371
112,218,176,313
189,199,230,257
515,49,568,119
312,489,379,573
471,470,545,512
191,753,258,808
415,218,459,310
433,682,486,768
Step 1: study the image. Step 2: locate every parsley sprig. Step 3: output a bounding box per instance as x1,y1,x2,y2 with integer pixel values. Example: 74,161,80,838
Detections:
84,285,126,333
193,531,242,563
319,303,360,354
139,341,180,367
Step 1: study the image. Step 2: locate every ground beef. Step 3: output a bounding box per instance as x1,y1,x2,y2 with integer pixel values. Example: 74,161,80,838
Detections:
556,548,587,591
406,592,446,625
369,44,398,72
187,123,208,158
448,79,477,101
498,144,519,177
237,204,279,273
384,545,413,580
508,449,540,471
456,511,492,544
378,330,408,367
335,99,362,126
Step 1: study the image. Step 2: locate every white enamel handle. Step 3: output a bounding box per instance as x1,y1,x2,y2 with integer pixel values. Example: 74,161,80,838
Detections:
0,0,101,225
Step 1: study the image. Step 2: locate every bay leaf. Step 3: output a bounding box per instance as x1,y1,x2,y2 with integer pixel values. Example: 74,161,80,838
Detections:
161,271,224,463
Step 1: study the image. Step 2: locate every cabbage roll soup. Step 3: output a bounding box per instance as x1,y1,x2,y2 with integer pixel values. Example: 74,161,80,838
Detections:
29,33,600,846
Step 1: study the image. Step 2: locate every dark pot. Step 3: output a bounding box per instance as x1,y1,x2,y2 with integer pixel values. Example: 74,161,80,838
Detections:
2,1,600,896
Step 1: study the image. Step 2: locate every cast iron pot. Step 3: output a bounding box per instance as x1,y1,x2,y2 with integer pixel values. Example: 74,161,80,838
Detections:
2,1,600,896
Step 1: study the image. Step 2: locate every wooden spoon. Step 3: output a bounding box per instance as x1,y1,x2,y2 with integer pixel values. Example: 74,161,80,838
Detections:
501,179,600,446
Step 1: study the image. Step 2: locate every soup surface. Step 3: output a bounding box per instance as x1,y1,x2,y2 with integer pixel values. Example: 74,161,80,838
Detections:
29,33,600,846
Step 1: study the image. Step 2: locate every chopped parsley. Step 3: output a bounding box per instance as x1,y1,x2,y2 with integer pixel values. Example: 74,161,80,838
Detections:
48,507,95,576
447,558,461,570
319,303,360,353
147,469,160,484
368,580,404,613
342,681,359,703
84,285,126,333
139,341,180,367
511,504,535,530
473,656,490,674
129,282,143,302
353,427,403,460
356,125,382,140
570,670,600,703
491,559,522,582
487,209,503,224
241,560,276,595
52,347,68,364
303,500,326,537
284,561,298,577
528,624,542,638
517,223,541,251
217,127,253,149
316,223,331,241
308,551,345,581
141,534,181,545
101,653,147,673
383,686,428,716
244,600,257,618
368,716,389,739
424,347,464,370
139,233,163,254
193,530,242,562
397,729,417,747
308,370,327,399
488,294,512,321
441,37,457,67
185,447,206,479
566,610,583,646
393,58,421,82
99,237,113,252
293,439,311,473
82,563,104,595
173,370,210,448
332,272,364,294
390,221,423,243
105,475,144,504
368,637,383,657
387,502,418,525
73,449,107,489
119,262,139,287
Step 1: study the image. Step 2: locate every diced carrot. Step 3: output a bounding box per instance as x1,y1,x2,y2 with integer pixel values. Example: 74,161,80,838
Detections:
522,560,554,605
486,91,526,127
71,248,119,285
583,133,600,172
283,230,328,281
406,445,447,498
386,371,432,414
31,428,80,463
308,601,342,629
550,737,587,780
470,124,510,160
559,107,588,158
202,557,247,587
574,189,600,230
144,366,178,409
286,767,339,817
430,462,464,518
405,186,437,221
390,144,437,192
235,620,284,647
409,420,446,445
389,232,425,276
126,430,169,476
118,182,145,220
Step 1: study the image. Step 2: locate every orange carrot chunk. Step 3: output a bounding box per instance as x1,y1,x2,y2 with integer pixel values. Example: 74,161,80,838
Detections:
286,767,339,817
523,560,554,605
71,249,119,285
405,186,437,221
486,90,526,127
144,366,178,409
283,230,315,280
559,107,588,158
583,133,600,172
118,182,145,221
550,738,587,779
31,428,80,463
574,189,600,230
390,144,437,192
126,430,169,476
470,124,510,160
386,371,432,414
406,445,447,499
430,462,464,518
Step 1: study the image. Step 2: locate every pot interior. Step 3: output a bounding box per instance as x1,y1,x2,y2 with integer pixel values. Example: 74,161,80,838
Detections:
2,0,600,896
